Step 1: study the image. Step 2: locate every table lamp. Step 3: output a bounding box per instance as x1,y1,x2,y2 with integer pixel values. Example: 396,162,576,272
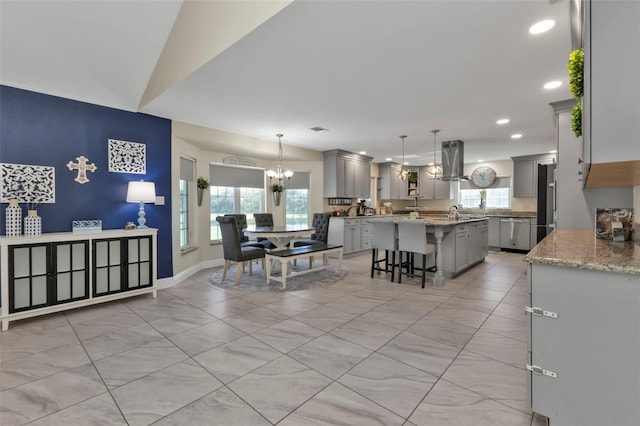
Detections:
126,181,156,228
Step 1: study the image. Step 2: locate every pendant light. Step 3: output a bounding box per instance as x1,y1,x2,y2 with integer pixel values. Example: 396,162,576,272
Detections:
398,135,410,181
426,129,443,178
265,134,294,186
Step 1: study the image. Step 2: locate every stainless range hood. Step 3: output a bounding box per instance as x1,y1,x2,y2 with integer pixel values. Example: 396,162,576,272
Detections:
441,140,469,181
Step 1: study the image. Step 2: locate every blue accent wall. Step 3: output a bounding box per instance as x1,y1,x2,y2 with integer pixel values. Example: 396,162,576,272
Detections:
0,86,173,279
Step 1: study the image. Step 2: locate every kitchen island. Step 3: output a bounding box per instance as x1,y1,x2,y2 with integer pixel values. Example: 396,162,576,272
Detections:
330,215,488,286
524,229,640,426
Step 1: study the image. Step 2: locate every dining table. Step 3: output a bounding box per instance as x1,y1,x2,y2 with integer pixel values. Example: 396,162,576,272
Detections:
245,225,314,250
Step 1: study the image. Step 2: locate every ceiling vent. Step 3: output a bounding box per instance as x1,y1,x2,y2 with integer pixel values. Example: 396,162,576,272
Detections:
309,126,329,132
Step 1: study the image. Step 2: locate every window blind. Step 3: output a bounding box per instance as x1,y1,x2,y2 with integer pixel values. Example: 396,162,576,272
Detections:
209,163,265,189
285,172,310,189
179,157,195,181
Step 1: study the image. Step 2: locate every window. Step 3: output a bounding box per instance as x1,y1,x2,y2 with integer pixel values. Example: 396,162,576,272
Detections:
209,163,265,241
179,180,189,247
285,172,310,226
458,177,511,209
179,156,196,248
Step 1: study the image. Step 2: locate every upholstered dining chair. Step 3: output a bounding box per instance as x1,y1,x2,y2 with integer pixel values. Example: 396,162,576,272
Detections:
396,219,436,288
216,216,266,284
293,212,332,249
253,213,276,249
292,212,332,267
224,213,263,248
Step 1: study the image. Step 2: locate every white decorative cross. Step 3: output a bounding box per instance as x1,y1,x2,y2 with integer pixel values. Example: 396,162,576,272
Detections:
67,156,97,184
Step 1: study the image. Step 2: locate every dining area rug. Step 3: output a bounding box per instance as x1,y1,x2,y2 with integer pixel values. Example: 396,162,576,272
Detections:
208,262,348,292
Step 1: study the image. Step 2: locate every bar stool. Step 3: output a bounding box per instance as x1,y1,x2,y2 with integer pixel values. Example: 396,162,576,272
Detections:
370,218,400,282
397,219,436,288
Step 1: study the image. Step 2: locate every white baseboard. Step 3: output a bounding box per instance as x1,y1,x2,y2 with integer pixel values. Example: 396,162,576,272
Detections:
159,258,225,289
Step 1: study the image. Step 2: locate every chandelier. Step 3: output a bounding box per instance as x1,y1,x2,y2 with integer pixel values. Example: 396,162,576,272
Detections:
426,129,443,178
266,134,294,186
397,135,410,181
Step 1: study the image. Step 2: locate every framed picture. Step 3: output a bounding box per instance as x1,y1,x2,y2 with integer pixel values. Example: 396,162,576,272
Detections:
595,208,633,241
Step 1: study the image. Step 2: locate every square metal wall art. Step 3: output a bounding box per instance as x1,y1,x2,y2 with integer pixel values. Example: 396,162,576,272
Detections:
1,162,56,203
108,139,146,174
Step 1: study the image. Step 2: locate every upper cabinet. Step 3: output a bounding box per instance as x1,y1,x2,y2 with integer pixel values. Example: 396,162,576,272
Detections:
582,0,640,187
377,162,404,199
419,167,451,199
512,154,555,198
323,150,372,198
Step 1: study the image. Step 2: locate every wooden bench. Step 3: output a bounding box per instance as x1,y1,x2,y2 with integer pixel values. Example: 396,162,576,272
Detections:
265,243,343,289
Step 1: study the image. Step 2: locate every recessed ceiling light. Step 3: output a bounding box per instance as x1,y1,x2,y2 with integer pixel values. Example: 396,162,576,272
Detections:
529,19,555,34
403,162,409,166
309,126,329,132
544,81,562,89
477,160,484,163
496,118,510,125
359,151,366,155
511,133,523,139
549,150,557,153
385,157,392,161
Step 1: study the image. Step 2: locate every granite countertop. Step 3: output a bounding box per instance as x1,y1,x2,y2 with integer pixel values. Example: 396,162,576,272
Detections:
524,229,640,275
353,214,487,225
392,209,537,218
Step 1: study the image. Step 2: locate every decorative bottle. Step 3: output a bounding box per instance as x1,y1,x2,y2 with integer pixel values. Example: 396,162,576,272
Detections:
24,209,42,236
5,199,22,237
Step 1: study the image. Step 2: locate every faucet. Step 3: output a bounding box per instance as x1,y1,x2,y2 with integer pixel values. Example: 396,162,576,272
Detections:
448,205,460,220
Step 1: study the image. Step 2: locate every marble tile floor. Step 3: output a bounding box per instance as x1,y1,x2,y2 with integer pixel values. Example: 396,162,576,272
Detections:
0,251,548,426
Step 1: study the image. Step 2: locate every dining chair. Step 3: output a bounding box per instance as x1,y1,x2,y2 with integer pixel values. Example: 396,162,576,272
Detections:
293,212,332,267
253,213,276,249
293,213,331,249
397,219,436,288
216,216,266,284
370,218,400,282
224,213,264,248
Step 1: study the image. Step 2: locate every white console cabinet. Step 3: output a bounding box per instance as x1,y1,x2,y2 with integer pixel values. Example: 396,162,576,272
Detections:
1,229,157,331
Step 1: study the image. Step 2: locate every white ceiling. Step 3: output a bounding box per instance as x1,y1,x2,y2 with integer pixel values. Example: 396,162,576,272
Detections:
1,0,572,165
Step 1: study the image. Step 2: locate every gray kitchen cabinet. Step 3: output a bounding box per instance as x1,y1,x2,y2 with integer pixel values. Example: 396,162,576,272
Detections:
377,162,404,199
419,167,451,199
323,150,372,198
513,159,535,198
488,217,500,248
437,221,488,277
512,154,555,198
499,218,530,251
527,263,640,425
583,0,640,169
328,217,370,255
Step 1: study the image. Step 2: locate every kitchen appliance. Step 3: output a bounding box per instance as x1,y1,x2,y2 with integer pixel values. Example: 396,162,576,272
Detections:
440,140,469,181
536,163,557,243
500,218,530,250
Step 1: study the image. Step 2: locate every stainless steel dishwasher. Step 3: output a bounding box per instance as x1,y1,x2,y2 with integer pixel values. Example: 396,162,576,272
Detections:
499,218,530,250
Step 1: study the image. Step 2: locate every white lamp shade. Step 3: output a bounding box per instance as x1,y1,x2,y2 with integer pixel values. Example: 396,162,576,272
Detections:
126,181,156,203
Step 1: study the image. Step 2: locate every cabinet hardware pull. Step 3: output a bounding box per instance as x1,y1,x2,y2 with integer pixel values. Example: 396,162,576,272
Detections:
526,364,558,378
525,306,558,319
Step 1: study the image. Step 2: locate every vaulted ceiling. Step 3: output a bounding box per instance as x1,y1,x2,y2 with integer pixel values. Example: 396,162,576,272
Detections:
1,0,572,164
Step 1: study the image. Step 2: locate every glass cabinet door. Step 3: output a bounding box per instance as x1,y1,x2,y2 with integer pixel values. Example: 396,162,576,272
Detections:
53,241,89,303
126,236,152,289
93,239,122,296
9,244,48,312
